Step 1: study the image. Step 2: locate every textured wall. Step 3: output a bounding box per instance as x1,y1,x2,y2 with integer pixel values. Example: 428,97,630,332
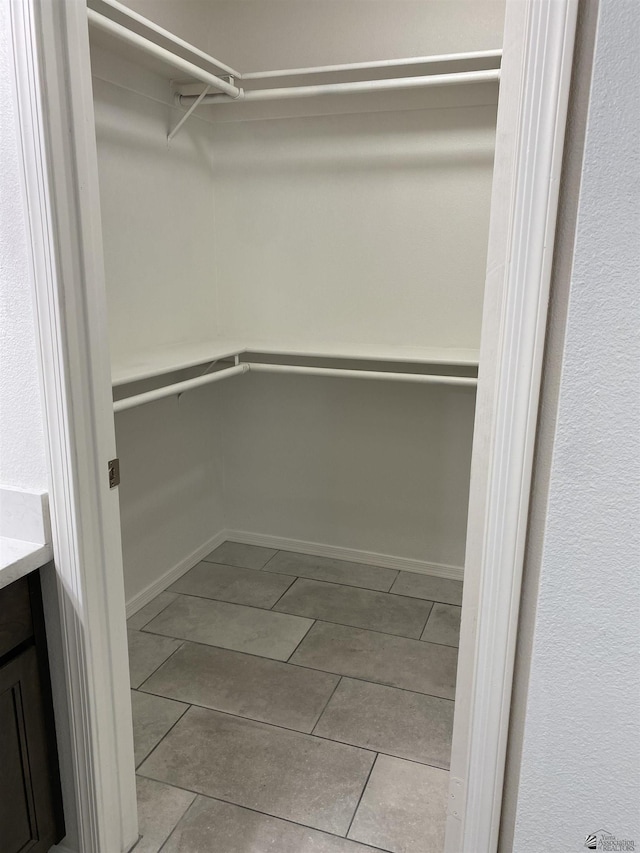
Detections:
0,3,48,491
510,1,640,849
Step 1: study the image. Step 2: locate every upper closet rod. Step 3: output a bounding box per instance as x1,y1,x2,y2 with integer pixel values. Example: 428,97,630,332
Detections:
179,68,500,106
90,0,241,79
113,363,249,413
87,10,241,99
241,49,502,80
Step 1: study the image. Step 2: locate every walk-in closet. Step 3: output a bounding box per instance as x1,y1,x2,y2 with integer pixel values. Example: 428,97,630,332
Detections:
87,0,505,849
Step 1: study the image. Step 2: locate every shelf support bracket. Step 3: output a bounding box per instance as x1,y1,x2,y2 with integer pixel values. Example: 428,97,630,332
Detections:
168,85,211,142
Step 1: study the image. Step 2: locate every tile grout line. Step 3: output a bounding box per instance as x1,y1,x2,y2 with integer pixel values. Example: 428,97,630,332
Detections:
199,549,461,605
384,569,401,592
142,591,444,644
286,618,317,663
345,752,379,841
156,788,200,853
274,607,431,642
134,640,186,692
258,549,281,572
174,561,296,585
418,637,460,648
135,701,193,772
415,599,435,639
134,631,458,701
128,592,180,632
146,786,395,853
310,676,343,735
276,648,455,703
134,688,452,772
166,583,297,612
133,701,190,771
421,605,462,646
263,567,410,599
267,574,298,611
202,542,461,587
271,576,436,628
145,589,312,622
199,545,280,573
421,606,434,639
202,557,461,604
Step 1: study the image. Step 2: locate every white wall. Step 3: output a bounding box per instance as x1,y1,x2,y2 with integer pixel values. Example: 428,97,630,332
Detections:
113,0,501,356
222,374,476,569
92,52,227,603
212,105,496,351
91,55,220,367
209,0,500,569
0,2,48,492
509,1,640,849
115,390,226,603
129,0,505,71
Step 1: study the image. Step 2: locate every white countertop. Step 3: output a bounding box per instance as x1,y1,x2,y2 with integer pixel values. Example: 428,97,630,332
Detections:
0,537,53,590
0,487,52,589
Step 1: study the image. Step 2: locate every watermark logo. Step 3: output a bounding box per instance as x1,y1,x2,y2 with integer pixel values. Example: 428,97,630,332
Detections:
584,829,636,851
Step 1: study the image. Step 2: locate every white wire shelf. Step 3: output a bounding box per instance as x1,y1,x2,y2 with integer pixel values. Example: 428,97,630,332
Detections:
87,0,501,123
241,51,502,82
111,340,247,387
111,339,480,412
241,341,480,368
88,0,240,79
92,1,489,414
112,339,480,386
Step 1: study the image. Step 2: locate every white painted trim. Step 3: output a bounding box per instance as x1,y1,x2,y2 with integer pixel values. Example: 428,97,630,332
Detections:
9,1,137,851
126,528,461,615
226,529,464,581
445,1,579,851
125,530,228,617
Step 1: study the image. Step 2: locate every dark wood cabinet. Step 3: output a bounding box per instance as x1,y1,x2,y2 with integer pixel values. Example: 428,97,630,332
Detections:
0,572,65,853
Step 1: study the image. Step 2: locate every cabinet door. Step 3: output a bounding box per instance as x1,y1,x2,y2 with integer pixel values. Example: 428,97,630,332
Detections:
0,577,33,660
0,647,59,853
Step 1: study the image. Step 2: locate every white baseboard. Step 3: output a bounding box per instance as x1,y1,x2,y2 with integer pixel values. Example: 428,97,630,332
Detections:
125,530,227,617
224,529,464,581
126,528,464,613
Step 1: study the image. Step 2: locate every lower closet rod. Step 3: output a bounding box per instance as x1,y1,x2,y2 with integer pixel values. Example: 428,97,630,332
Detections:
178,68,500,106
113,361,477,413
247,363,478,386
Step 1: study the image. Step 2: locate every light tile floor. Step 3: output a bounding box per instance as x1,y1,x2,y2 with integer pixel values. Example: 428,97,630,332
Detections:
128,542,462,853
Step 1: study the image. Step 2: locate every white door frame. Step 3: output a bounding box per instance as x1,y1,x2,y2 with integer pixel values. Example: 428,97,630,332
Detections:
8,0,579,850
9,1,137,851
446,1,578,850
